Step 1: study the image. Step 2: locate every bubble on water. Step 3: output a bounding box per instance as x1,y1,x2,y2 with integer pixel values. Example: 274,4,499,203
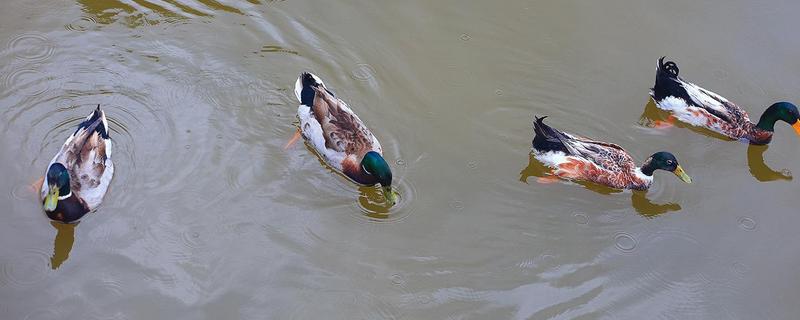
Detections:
65,16,97,32
467,160,477,169
573,213,589,225
351,63,376,81
494,89,503,96
390,274,405,286
449,200,464,211
614,232,637,253
738,217,756,231
460,33,471,41
395,159,405,166
731,262,748,276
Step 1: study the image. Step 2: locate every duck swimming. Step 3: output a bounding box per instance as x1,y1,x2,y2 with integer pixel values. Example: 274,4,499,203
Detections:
532,116,691,190
651,57,800,145
293,72,397,204
41,105,114,223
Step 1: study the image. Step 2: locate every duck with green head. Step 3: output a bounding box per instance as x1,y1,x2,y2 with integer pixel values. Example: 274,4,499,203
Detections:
41,105,114,223
293,72,396,204
532,116,692,190
651,57,800,145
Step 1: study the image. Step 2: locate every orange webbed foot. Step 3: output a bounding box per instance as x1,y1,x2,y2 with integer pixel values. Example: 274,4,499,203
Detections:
284,129,302,150
652,115,677,129
30,176,44,194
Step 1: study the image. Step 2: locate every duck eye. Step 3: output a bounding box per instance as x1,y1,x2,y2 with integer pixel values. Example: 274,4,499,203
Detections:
666,160,673,165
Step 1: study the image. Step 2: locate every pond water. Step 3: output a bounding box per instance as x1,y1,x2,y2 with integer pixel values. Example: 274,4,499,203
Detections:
1,0,799,319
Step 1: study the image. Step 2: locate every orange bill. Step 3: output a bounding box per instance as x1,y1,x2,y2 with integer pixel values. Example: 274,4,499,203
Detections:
792,120,800,136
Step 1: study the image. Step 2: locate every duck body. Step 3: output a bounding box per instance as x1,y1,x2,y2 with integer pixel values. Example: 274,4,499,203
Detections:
293,72,384,185
532,117,652,190
532,117,691,190
650,57,800,145
41,106,114,222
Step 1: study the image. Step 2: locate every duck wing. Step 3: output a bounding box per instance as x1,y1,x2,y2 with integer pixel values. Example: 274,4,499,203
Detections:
562,134,637,173
532,117,635,172
52,106,114,209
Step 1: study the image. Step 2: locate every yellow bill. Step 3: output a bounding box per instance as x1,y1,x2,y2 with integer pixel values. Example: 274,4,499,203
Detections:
672,165,692,184
44,184,59,211
382,186,398,206
792,120,800,136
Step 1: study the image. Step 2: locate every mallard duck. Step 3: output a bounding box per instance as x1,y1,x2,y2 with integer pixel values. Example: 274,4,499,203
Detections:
651,57,800,145
293,72,396,204
41,105,114,222
532,116,692,190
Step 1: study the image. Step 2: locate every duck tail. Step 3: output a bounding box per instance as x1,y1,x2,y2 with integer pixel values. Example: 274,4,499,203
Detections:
532,116,570,154
651,56,682,100
295,72,325,106
76,104,109,139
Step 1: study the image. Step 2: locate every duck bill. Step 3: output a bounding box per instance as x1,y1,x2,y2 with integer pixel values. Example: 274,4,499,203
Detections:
672,165,692,184
792,120,800,136
382,186,397,206
44,184,59,211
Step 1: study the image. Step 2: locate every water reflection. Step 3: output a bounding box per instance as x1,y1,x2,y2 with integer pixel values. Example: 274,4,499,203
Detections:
640,100,793,182
747,144,792,182
631,190,681,218
50,221,76,270
75,0,247,27
638,99,730,140
520,154,680,217
519,153,549,184
357,185,394,219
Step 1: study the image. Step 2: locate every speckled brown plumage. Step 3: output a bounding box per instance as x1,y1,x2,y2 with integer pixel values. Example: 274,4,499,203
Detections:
311,86,376,159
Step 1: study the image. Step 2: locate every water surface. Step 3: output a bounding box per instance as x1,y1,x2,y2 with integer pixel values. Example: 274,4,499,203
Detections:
1,0,799,319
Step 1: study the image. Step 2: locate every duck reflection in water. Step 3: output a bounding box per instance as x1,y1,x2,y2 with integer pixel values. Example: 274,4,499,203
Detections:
50,221,76,270
747,144,792,181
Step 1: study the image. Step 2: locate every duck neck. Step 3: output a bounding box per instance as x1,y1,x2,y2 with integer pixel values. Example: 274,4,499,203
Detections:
748,121,774,145
46,193,88,223
756,110,780,132
639,161,656,177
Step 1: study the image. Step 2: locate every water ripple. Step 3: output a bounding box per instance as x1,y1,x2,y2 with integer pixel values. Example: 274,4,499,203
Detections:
1,248,51,288
352,176,419,223
6,33,56,62
2,67,52,97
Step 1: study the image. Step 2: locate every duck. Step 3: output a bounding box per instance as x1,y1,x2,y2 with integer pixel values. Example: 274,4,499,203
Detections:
532,116,692,190
651,57,800,145
293,72,396,204
41,105,114,223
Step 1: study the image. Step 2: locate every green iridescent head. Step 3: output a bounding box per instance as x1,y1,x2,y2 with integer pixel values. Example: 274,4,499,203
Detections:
641,151,692,183
361,151,396,205
44,163,71,212
756,102,800,135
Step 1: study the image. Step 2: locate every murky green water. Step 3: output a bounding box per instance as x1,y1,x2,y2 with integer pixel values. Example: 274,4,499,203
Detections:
1,0,799,319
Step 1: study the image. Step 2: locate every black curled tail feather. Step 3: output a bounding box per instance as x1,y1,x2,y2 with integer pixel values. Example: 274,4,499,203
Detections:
532,116,570,154
657,56,680,78
299,72,319,107
651,56,687,102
